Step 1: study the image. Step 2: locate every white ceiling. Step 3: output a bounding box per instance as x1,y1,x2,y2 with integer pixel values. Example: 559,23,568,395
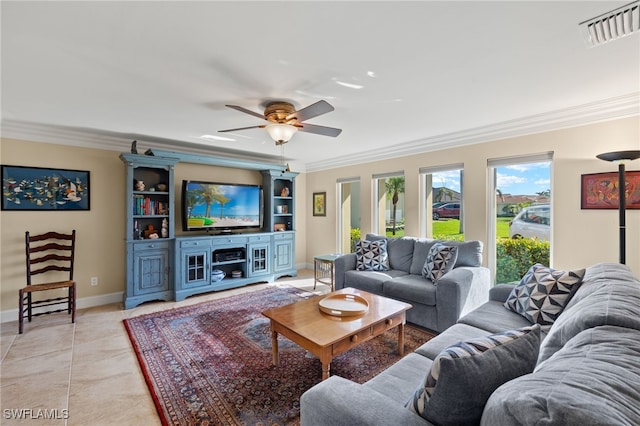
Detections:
2,1,639,171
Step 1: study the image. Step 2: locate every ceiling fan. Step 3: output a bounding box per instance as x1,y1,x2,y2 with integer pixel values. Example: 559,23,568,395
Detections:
219,100,342,145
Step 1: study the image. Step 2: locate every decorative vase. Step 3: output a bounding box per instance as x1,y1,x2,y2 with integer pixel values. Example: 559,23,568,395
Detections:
161,218,169,238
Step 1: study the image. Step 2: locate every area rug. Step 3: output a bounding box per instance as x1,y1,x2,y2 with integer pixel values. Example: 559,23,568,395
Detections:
123,286,434,426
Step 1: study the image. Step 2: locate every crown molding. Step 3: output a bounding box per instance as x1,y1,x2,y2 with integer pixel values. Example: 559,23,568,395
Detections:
305,93,640,172
2,93,638,173
0,120,284,167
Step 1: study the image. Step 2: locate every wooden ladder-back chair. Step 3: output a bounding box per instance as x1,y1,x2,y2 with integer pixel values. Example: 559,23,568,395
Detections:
19,230,76,334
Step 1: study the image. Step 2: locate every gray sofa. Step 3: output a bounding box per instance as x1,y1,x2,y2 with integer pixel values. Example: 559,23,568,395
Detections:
334,234,491,332
301,262,640,425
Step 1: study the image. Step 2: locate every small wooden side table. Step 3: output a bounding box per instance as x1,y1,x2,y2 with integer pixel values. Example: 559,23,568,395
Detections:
314,254,341,291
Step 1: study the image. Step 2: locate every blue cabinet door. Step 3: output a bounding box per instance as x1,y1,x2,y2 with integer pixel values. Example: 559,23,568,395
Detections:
273,238,293,272
133,246,170,295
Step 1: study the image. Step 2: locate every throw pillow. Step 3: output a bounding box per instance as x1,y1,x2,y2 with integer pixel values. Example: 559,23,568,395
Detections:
504,263,586,326
406,325,541,425
355,239,389,271
422,243,458,283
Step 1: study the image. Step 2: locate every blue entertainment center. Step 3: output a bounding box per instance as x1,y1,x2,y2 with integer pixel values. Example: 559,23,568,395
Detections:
120,151,298,309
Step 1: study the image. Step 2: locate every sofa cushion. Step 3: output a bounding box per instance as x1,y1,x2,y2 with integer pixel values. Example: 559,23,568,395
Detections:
482,325,640,426
537,263,640,363
442,240,483,267
422,243,458,283
355,239,390,271
458,300,533,334
387,237,416,272
364,235,416,273
410,239,483,274
406,325,540,425
504,263,585,326
410,239,439,275
344,270,408,294
414,323,491,360
364,352,434,405
383,275,437,306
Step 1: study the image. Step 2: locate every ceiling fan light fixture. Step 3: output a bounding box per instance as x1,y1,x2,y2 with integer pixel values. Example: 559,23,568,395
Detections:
265,123,298,145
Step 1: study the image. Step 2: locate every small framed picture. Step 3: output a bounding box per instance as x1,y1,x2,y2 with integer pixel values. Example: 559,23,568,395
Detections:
1,165,90,211
313,192,326,216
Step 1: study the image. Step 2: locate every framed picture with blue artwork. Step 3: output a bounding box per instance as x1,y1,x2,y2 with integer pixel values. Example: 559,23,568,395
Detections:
1,165,90,211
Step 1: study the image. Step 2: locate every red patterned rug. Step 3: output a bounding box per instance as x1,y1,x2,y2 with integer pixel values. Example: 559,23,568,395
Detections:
123,286,434,425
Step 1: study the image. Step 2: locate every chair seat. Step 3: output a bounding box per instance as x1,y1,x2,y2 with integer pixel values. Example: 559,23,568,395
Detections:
21,280,75,293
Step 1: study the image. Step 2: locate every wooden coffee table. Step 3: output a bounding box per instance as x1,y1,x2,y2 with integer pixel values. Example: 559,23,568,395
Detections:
262,287,412,380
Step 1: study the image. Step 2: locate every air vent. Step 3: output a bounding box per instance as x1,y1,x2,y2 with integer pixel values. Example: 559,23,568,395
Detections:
579,1,640,47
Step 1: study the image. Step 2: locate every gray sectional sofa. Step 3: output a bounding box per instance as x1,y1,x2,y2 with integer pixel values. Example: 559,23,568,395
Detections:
334,234,491,332
301,262,640,425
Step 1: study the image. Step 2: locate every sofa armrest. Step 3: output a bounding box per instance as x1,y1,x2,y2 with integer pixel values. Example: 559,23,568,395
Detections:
300,376,430,426
334,253,357,290
490,283,516,303
435,266,491,331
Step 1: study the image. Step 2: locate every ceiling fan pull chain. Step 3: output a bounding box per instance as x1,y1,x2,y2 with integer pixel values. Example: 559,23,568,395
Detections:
281,143,285,170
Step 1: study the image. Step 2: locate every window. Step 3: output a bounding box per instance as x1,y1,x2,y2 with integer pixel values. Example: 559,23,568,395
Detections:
373,172,405,237
488,153,552,283
420,165,464,239
337,178,361,253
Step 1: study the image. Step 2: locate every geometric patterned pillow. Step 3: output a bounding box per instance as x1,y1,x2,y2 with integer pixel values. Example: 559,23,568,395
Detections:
504,263,586,326
355,239,389,271
421,243,458,283
406,325,541,425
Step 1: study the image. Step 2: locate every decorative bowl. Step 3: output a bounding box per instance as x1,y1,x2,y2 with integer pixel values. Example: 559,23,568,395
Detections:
211,269,226,282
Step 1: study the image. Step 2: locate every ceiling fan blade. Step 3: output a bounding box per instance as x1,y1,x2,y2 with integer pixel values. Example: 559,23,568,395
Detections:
218,125,265,133
287,100,334,122
225,105,267,120
298,123,342,137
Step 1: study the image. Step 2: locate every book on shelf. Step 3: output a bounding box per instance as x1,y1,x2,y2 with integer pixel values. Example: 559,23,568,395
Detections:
133,195,168,216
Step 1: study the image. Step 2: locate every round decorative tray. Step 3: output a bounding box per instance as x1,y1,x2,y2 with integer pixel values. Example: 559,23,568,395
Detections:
319,293,369,317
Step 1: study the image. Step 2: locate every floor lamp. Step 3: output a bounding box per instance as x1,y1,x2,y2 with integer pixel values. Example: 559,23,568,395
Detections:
596,150,640,264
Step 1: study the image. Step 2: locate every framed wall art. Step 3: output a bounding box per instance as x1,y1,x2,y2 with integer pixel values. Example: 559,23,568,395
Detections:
313,191,326,216
581,171,640,210
1,165,90,211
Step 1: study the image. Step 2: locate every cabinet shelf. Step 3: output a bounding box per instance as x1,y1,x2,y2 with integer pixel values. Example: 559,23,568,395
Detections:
212,259,246,266
133,214,169,219
133,191,169,195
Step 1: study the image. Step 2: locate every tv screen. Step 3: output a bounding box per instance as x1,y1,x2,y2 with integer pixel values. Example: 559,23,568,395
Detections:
182,181,262,232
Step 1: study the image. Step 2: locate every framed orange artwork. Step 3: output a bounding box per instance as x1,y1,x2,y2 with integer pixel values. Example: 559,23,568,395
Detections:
581,171,640,209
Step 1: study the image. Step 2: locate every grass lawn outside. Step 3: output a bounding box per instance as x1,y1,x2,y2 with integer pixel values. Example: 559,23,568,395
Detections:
431,217,511,239
386,217,512,239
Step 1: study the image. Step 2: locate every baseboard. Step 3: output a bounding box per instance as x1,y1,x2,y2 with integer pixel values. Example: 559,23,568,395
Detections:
1,291,124,323
3,266,310,323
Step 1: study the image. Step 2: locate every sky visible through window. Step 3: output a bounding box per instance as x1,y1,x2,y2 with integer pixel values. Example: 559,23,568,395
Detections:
433,162,550,196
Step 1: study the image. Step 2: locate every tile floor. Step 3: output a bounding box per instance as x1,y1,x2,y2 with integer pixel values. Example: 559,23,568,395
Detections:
1,270,330,425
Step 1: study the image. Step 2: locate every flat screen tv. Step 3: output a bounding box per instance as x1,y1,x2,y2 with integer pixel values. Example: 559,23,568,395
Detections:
182,180,262,232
